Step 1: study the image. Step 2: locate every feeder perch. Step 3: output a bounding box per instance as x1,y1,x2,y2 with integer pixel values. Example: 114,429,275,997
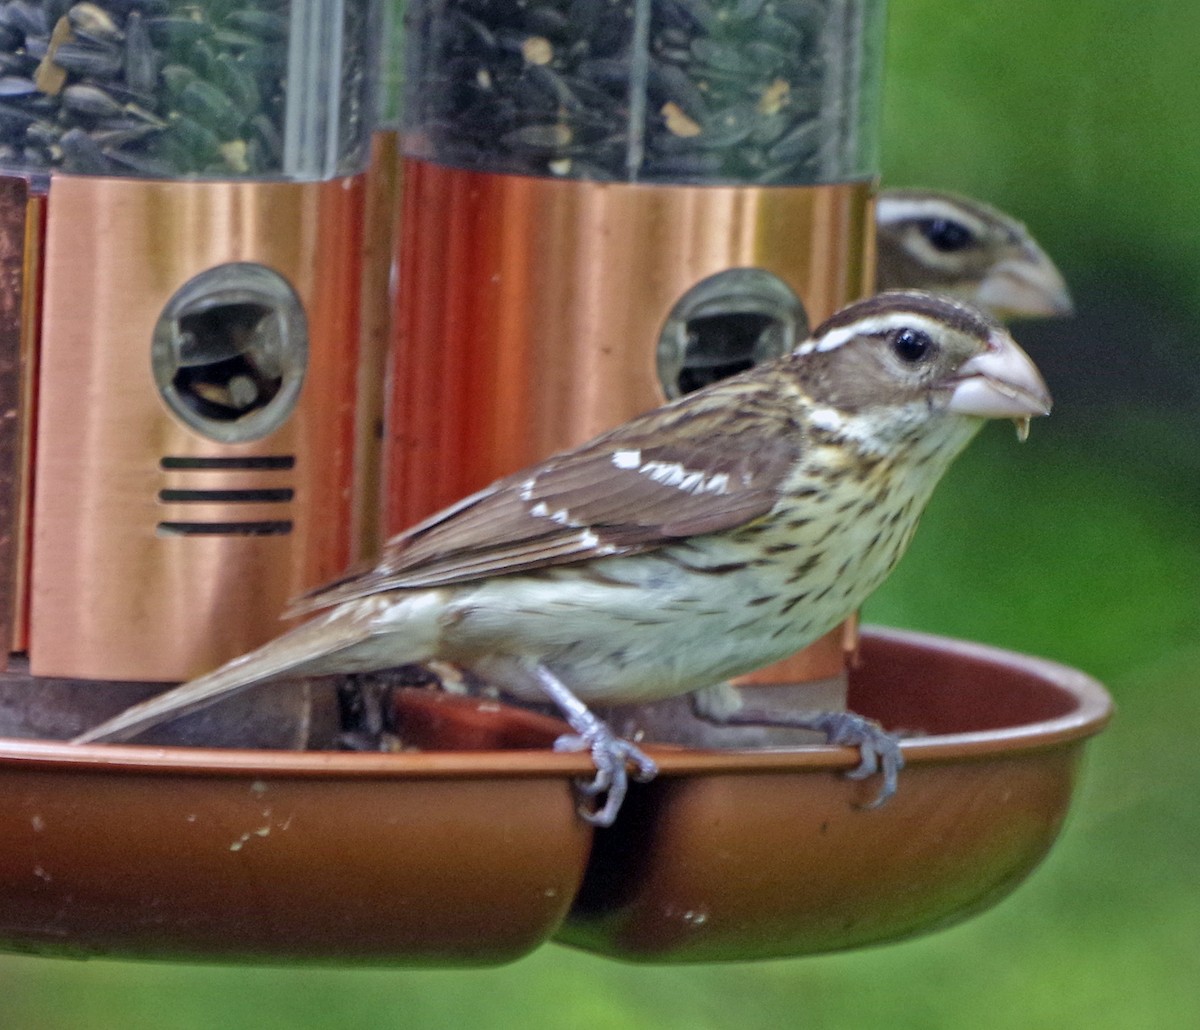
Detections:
0,628,1109,965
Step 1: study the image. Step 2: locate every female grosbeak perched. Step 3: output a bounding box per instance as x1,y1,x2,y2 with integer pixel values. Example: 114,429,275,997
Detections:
876,189,1073,320
75,292,1051,825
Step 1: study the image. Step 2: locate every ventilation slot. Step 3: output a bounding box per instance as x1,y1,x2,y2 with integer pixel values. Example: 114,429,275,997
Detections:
159,488,295,504
157,521,294,537
161,456,296,471
158,455,296,536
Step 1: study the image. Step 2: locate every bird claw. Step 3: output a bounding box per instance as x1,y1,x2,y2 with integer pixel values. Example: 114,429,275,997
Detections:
533,664,658,826
698,700,905,808
554,727,658,827
804,711,905,808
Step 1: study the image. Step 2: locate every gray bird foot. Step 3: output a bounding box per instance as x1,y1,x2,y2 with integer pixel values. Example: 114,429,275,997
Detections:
800,710,905,808
695,693,904,808
553,725,658,827
533,665,658,827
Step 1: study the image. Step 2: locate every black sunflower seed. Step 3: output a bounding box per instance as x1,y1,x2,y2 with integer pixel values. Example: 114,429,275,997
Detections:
62,81,125,116
49,41,124,78
122,9,156,93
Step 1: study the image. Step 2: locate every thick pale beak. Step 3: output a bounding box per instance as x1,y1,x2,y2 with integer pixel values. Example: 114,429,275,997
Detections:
975,246,1074,320
948,330,1053,433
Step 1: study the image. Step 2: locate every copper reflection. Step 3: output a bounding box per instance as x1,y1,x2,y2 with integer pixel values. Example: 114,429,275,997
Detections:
387,163,873,530
352,130,404,562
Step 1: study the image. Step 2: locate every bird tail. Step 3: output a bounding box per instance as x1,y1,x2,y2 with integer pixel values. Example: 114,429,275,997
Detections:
71,603,388,745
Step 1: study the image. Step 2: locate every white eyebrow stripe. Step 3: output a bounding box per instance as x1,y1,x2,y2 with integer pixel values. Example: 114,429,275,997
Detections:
797,312,953,354
875,196,992,237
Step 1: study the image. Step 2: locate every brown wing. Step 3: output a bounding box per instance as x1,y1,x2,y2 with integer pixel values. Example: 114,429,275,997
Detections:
292,375,803,613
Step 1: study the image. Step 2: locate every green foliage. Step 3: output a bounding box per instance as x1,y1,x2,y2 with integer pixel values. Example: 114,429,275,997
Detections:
866,430,1200,680
883,0,1200,312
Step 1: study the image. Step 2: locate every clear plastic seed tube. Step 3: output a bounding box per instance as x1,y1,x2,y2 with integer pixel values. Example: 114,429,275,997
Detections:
0,0,378,180
402,0,886,185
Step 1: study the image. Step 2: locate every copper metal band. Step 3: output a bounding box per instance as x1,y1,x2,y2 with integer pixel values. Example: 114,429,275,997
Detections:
29,175,365,681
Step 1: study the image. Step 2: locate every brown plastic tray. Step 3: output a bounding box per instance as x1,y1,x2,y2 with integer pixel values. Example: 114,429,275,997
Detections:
0,627,1110,965
0,718,594,965
559,627,1112,961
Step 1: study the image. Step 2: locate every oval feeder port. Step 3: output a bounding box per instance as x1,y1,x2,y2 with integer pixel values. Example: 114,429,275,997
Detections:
0,628,1109,965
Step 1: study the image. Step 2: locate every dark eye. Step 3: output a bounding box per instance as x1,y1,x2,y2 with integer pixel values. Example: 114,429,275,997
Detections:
918,218,974,252
891,328,933,363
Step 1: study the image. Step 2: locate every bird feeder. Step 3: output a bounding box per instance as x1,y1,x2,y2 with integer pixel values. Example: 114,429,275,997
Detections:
0,0,1112,972
0,0,378,692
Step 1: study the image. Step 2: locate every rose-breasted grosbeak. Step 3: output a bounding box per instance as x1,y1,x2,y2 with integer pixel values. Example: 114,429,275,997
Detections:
74,292,1051,825
876,189,1073,320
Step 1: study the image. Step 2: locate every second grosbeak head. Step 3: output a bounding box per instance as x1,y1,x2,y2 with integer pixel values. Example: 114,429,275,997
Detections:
74,292,1051,826
876,189,1073,320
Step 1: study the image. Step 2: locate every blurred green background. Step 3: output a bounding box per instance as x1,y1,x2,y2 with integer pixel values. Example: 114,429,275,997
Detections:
4,0,1199,1026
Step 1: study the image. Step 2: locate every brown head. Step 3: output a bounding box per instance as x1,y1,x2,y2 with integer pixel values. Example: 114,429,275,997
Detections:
876,189,1073,320
785,290,1052,448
